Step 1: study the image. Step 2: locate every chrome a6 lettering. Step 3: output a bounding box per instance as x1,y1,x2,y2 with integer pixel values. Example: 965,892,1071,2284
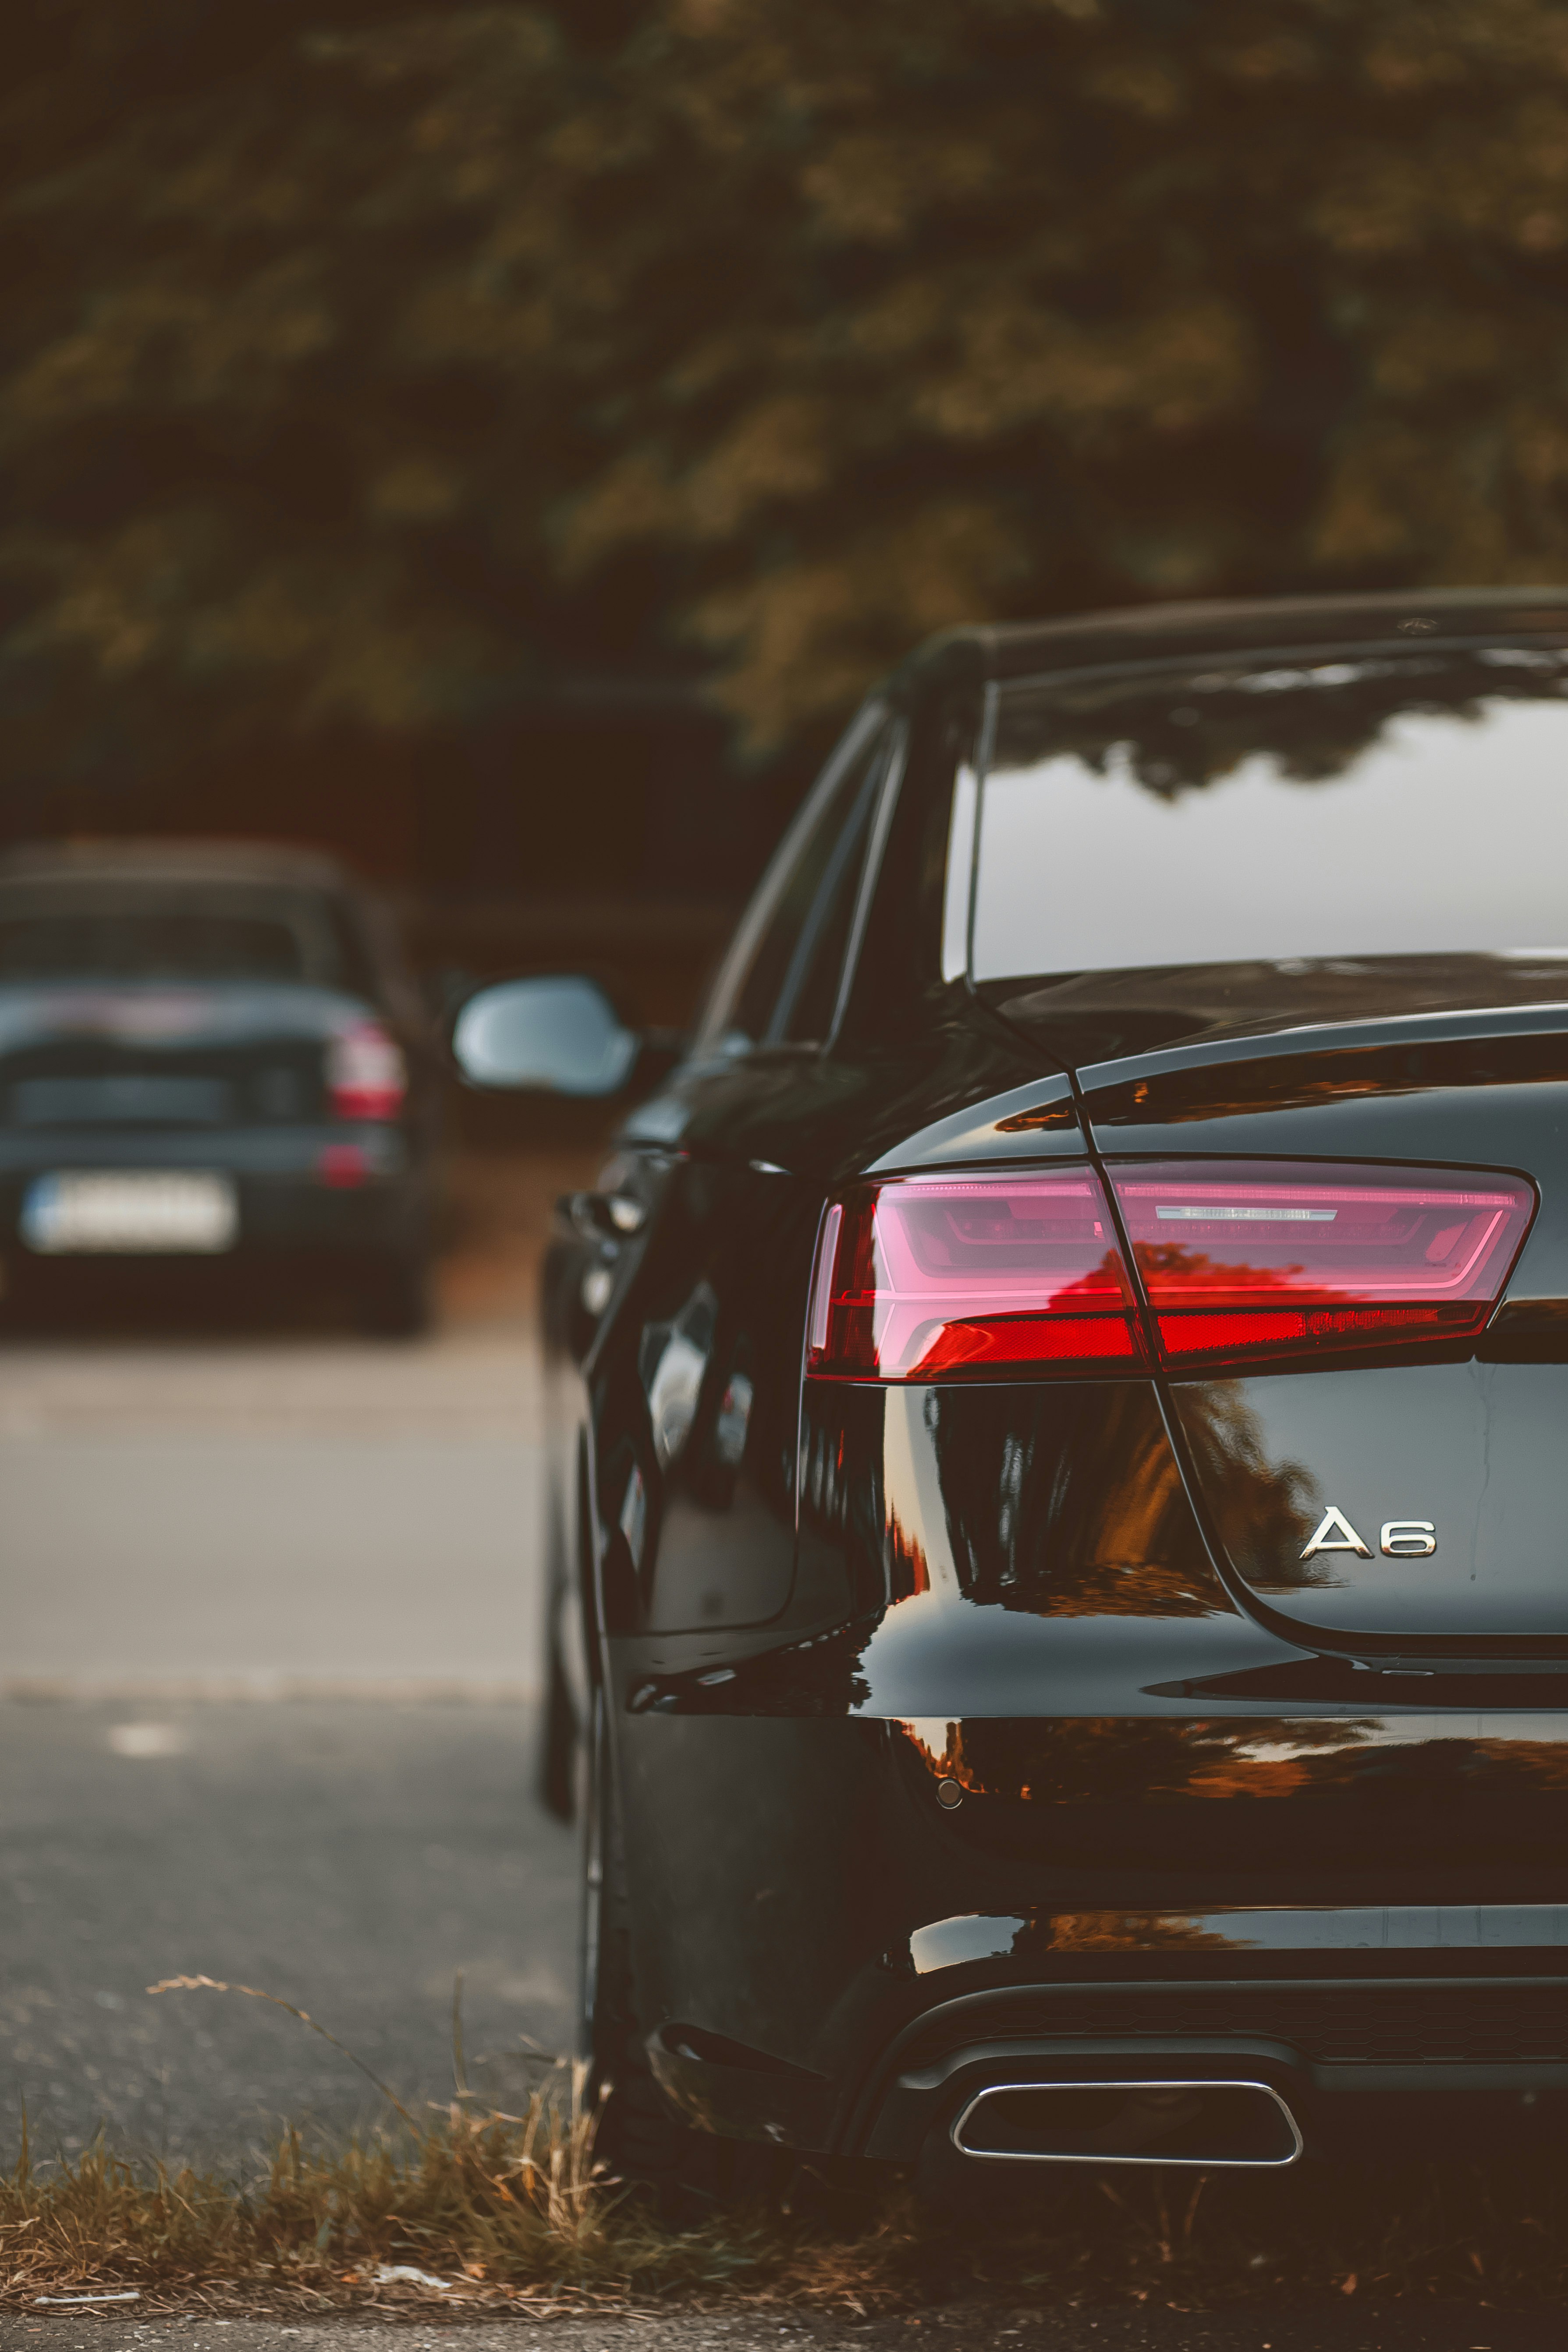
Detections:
1301,1507,1437,1561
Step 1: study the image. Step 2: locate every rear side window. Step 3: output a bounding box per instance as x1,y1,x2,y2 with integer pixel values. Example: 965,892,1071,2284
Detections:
771,727,897,1045
701,709,890,1052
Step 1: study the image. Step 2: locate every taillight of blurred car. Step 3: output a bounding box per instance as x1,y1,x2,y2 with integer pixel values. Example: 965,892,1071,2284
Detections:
325,1020,407,1121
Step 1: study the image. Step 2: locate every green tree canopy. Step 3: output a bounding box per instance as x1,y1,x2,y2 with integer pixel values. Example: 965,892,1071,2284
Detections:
4,0,1568,788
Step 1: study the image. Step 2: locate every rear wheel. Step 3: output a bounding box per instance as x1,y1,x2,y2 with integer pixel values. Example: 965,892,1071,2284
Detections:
539,1633,576,1823
578,1692,688,2194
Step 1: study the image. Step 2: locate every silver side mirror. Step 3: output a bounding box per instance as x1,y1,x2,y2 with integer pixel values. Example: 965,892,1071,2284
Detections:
451,975,639,1096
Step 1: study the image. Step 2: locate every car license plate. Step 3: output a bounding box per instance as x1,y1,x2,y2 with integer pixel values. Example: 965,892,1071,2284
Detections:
20,1171,239,1254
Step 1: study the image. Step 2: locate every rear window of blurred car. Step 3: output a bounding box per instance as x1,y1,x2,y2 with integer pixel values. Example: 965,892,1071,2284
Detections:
0,884,375,994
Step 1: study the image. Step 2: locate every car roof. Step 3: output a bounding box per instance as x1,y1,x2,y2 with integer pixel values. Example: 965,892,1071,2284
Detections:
895,585,1568,695
0,838,352,893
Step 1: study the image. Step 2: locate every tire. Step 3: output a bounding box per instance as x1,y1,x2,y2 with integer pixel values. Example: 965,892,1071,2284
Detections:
355,1246,432,1337
577,1697,788,2212
578,1692,689,2197
539,1634,576,1824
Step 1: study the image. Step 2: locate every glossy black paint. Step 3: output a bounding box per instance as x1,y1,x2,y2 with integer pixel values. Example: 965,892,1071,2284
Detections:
539,589,1568,2171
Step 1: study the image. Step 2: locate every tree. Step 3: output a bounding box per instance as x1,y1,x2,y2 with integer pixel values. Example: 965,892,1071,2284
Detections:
4,0,1568,800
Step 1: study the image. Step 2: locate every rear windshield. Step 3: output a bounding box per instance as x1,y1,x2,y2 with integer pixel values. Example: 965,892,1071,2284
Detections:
0,883,375,993
971,644,1568,980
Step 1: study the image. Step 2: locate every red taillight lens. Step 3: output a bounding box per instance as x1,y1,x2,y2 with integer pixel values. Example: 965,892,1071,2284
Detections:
1110,1161,1535,1368
326,1021,407,1121
805,1160,1536,1383
805,1170,1144,1380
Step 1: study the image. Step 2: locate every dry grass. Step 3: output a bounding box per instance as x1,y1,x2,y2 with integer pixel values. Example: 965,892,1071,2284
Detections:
8,2118,1568,2319
4,1983,1568,2317
1,2052,767,2316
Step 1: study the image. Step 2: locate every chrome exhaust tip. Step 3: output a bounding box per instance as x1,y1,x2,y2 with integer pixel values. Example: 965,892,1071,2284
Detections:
952,2078,1303,2168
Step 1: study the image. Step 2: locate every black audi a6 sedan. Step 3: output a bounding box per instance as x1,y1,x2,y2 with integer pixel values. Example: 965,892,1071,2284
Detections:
0,840,438,1330
454,585,1568,2184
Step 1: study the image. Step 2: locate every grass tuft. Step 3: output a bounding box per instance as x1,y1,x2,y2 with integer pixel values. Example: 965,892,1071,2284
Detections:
2,2080,718,2313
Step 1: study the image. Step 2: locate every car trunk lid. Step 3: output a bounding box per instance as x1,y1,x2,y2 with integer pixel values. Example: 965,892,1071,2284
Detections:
992,968,1568,1654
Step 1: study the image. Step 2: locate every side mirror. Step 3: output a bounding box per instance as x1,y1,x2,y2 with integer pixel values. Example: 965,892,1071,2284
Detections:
450,975,640,1096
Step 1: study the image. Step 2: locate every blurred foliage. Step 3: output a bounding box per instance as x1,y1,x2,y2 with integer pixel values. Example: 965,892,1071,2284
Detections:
4,0,1568,783
996,645,1568,797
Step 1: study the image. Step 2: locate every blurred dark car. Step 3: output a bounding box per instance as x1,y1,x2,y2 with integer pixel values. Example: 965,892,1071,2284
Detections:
0,840,438,1330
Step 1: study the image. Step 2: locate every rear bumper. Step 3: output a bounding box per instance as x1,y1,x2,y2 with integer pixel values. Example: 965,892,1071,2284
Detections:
0,1125,425,1257
615,1706,1568,2168
852,1978,1568,2169
643,1883,1568,2166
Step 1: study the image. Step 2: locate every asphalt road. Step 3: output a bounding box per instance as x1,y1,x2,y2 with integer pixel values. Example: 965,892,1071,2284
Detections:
0,1164,582,2168
0,1331,545,1698
0,1693,576,2168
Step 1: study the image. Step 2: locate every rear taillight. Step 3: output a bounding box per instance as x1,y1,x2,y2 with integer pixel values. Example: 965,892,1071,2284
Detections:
326,1021,407,1121
806,1170,1144,1379
1111,1161,1534,1369
805,1160,1535,1382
